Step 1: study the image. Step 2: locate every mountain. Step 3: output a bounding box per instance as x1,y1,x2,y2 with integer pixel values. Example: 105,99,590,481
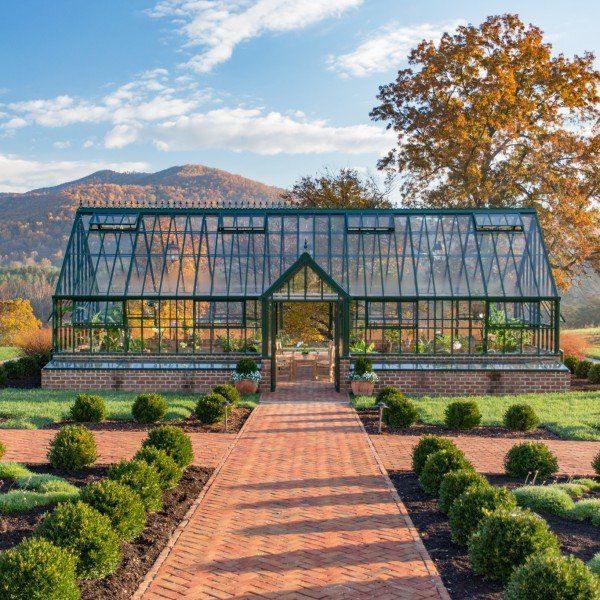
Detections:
0,165,285,266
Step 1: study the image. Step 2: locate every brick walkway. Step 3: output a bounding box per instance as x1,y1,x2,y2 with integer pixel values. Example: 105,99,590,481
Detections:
0,429,235,468
261,381,347,403
138,403,448,599
372,435,600,476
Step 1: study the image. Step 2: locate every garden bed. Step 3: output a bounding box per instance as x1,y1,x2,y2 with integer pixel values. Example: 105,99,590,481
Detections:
389,471,600,599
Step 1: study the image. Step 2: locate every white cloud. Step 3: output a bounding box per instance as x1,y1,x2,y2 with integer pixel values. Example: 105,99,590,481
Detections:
328,20,464,78
53,140,72,149
0,154,150,193
83,139,95,148
0,117,28,130
104,124,141,149
150,0,362,73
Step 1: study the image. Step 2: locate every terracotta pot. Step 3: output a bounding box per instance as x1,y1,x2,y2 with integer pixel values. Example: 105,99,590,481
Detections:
351,381,375,396
235,378,259,395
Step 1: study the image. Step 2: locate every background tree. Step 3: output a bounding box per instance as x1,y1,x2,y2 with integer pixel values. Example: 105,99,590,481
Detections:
282,168,392,209
371,14,599,289
0,299,41,345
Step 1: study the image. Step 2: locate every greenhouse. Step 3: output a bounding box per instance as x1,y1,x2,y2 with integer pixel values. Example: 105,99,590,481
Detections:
44,205,568,395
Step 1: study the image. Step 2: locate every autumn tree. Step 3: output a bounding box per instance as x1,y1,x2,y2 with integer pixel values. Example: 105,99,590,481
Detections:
370,14,600,288
282,168,392,209
0,299,41,346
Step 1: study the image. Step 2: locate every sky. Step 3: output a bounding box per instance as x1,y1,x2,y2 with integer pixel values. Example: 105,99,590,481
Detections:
0,0,598,193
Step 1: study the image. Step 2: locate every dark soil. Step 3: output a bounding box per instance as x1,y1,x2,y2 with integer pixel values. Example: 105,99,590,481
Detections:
571,377,600,391
43,407,252,433
358,410,560,439
390,471,600,599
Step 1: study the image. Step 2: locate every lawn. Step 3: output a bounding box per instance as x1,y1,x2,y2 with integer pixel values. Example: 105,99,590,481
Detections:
564,326,600,360
0,389,258,429
351,391,600,441
0,346,21,362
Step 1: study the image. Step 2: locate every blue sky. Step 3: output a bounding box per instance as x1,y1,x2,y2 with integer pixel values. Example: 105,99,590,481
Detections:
0,0,598,192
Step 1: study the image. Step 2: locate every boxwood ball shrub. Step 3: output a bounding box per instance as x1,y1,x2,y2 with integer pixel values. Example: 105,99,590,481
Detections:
80,479,146,542
411,435,460,477
505,553,600,600
36,500,121,579
504,442,559,478
0,440,5,460
593,450,600,476
212,383,240,405
448,484,517,545
195,392,226,424
419,448,473,496
438,469,488,514
375,386,401,403
563,355,579,374
503,404,539,432
575,359,592,379
132,393,167,424
47,425,97,469
142,425,194,467
235,357,259,374
513,485,575,516
135,446,183,490
382,395,419,429
444,400,482,430
70,394,107,423
588,553,600,577
588,363,600,384
0,537,80,600
108,459,163,512
468,508,560,582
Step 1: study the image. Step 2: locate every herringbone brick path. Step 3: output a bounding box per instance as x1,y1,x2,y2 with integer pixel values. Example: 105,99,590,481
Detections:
372,435,600,476
261,381,346,402
139,403,448,599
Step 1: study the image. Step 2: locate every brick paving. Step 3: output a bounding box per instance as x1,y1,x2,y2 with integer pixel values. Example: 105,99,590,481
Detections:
0,429,235,468
261,381,347,403
371,435,600,476
138,403,448,599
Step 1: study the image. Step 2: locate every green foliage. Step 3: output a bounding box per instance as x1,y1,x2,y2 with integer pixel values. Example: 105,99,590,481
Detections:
469,508,560,582
503,404,539,432
506,553,600,600
0,440,5,459
588,553,600,577
568,499,600,526
80,479,146,541
563,355,579,374
0,366,7,387
142,425,194,467
588,364,600,384
444,401,481,429
132,393,167,424
572,478,600,491
107,459,162,512
47,425,97,469
0,488,79,514
0,537,80,600
382,395,418,428
70,394,106,423
419,448,473,496
504,442,559,478
349,339,375,354
438,469,487,514
0,461,31,479
212,384,240,405
593,451,600,476
354,356,372,375
194,393,226,424
411,436,460,476
36,500,121,579
554,483,588,498
513,485,575,515
134,446,182,490
575,359,592,379
448,484,517,545
375,386,402,403
235,358,258,374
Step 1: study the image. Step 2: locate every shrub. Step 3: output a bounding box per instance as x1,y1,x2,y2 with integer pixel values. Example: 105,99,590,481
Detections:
70,394,106,423
107,459,163,512
375,386,401,403
568,499,600,526
588,553,600,577
14,327,52,357
132,393,167,424
194,393,226,424
135,446,182,489
419,448,473,496
36,501,121,579
588,363,600,384
572,478,600,492
0,461,32,479
0,366,7,387
469,508,560,582
2,360,24,380
554,482,588,498
448,484,516,545
0,537,80,600
593,450,600,476
561,331,591,361
47,425,97,469
212,383,240,405
354,356,372,375
142,425,194,467
504,441,558,478
411,435,460,477
563,355,579,374
17,356,40,377
444,401,481,429
506,553,600,600
80,479,146,541
382,395,419,428
513,485,574,515
0,488,79,514
575,359,592,379
503,404,540,432
0,440,5,460
235,358,258,374
439,469,488,514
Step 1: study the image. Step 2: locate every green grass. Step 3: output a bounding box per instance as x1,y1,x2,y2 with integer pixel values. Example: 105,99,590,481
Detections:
350,391,600,441
0,346,21,362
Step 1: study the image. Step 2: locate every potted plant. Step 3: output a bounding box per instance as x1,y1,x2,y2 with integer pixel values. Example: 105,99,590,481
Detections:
349,356,378,395
232,358,261,395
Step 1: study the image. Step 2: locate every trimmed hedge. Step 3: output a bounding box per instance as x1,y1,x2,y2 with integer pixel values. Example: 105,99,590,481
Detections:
235,358,258,374
382,395,419,428
411,436,460,477
108,459,162,513
195,393,226,424
513,485,575,516
212,384,240,405
568,499,600,526
563,355,579,374
47,425,97,469
588,363,600,384
70,394,106,423
444,401,481,430
135,446,182,490
593,450,600,476
438,469,487,514
575,359,592,379
142,425,194,467
0,440,5,460
132,393,167,424
588,553,600,577
419,448,473,496
504,442,559,478
503,404,539,432
375,386,402,403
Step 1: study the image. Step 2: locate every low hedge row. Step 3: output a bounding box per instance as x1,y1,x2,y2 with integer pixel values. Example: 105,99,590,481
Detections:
564,355,600,383
0,352,50,387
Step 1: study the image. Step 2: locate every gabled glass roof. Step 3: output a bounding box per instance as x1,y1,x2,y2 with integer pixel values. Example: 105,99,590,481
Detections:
56,208,558,300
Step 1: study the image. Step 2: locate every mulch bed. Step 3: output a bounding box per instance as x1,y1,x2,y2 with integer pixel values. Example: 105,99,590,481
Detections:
358,410,560,439
571,377,600,391
390,471,600,600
